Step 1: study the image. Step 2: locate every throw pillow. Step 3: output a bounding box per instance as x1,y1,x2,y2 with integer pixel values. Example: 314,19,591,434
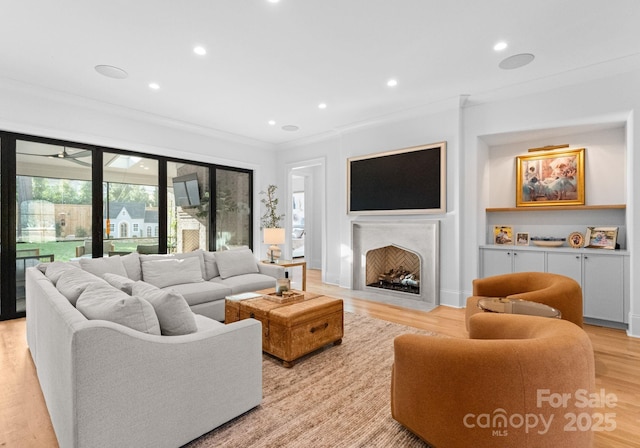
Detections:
214,248,259,279
56,269,106,306
203,251,220,280
45,261,80,285
141,257,203,289
140,250,206,279
104,273,136,294
131,281,197,336
121,252,142,281
76,283,161,335
79,256,128,278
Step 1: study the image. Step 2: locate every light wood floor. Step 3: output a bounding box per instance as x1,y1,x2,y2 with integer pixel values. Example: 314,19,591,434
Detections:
1,269,638,447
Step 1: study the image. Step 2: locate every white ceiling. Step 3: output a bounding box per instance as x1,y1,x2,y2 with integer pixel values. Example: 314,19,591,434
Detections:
2,0,640,146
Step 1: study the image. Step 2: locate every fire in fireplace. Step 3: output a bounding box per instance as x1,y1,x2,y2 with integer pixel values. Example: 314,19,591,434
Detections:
365,245,420,295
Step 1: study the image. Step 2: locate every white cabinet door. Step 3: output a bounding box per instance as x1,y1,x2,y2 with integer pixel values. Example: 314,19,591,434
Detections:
512,250,545,273
480,248,513,277
547,252,582,285
583,254,624,322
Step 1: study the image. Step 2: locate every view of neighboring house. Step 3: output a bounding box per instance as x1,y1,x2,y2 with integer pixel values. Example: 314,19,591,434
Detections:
106,202,158,239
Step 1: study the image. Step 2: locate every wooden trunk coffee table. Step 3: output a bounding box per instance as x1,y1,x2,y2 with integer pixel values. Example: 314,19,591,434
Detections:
226,290,343,367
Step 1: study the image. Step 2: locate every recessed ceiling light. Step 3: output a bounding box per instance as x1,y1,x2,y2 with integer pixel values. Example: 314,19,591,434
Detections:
387,78,398,87
95,65,128,79
499,53,535,70
268,120,276,126
149,82,160,90
282,125,299,131
267,0,280,3
318,103,327,109
493,41,508,51
193,46,207,56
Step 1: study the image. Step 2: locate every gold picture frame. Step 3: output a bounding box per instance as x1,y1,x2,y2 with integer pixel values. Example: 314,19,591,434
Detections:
584,226,618,250
516,148,585,207
493,225,513,245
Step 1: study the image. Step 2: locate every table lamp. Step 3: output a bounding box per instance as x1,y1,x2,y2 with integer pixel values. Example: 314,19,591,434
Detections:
263,228,285,263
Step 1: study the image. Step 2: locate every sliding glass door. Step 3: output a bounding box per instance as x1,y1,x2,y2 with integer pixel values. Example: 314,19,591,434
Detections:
15,140,93,312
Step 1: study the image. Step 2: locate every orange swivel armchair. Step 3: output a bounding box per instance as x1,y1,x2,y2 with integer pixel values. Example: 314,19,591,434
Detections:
391,313,596,448
465,272,583,329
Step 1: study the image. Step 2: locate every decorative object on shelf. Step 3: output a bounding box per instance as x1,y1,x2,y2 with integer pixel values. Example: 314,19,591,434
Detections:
260,184,286,262
568,232,585,249
493,225,513,245
516,147,585,207
530,237,566,247
515,232,530,246
584,226,618,250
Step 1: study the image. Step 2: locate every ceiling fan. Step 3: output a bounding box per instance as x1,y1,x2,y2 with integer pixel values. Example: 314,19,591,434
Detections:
19,147,92,167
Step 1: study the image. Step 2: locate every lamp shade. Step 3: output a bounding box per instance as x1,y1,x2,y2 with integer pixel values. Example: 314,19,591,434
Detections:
263,227,285,244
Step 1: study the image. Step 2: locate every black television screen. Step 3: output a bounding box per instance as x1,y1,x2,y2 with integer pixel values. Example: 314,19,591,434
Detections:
348,142,446,214
172,173,201,207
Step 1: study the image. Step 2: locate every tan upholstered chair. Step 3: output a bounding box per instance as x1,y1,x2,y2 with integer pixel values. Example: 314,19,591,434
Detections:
465,272,583,329
391,313,595,448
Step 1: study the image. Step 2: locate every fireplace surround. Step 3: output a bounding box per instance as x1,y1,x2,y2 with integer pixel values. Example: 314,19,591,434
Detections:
352,220,439,310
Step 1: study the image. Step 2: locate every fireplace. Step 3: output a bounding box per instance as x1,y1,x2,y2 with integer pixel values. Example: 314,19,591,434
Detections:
366,245,420,295
352,220,439,309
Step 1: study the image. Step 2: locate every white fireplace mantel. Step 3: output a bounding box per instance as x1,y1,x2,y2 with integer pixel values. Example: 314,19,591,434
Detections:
351,220,439,309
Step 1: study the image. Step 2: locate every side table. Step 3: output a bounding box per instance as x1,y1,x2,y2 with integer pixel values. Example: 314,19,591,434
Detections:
261,259,307,291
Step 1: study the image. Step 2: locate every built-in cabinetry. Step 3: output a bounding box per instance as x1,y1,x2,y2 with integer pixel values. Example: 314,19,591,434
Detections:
480,245,629,328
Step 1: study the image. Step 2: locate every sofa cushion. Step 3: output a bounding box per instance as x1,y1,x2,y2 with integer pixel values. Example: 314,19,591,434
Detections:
214,248,259,279
131,282,198,336
76,283,161,335
203,251,220,280
141,256,204,289
79,255,128,278
141,250,206,279
104,273,136,294
45,261,80,285
193,314,225,331
56,269,106,306
212,273,276,294
121,252,142,281
168,281,233,306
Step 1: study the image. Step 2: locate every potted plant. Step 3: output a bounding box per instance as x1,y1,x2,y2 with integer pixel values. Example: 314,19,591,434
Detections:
260,185,285,262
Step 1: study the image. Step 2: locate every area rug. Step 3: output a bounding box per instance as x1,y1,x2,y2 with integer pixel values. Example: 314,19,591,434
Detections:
184,312,443,448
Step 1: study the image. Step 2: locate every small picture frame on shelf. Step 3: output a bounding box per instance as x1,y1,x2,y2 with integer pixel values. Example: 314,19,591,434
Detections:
493,225,513,245
515,232,530,246
568,231,585,249
584,226,618,250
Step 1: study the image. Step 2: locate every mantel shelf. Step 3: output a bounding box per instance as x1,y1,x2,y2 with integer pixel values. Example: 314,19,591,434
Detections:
486,204,626,212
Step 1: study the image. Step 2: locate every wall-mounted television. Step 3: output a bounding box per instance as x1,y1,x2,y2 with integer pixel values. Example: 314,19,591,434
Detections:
348,142,446,214
172,173,201,207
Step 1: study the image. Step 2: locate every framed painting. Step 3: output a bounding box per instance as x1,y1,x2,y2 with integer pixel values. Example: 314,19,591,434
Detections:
584,226,618,250
516,148,585,207
493,225,513,245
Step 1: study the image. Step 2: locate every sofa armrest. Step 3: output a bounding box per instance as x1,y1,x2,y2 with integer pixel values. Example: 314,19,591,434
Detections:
257,262,285,279
70,318,262,448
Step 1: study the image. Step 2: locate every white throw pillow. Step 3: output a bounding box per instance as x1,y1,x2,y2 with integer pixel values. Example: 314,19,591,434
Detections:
76,283,161,335
214,248,259,279
45,261,80,285
79,256,128,278
121,252,142,281
131,281,197,336
56,269,106,306
104,273,136,295
141,257,204,289
203,251,220,280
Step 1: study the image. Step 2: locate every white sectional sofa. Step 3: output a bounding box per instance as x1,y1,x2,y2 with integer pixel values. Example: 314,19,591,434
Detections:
25,247,283,448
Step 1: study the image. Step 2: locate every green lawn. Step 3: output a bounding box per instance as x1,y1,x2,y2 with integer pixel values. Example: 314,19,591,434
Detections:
16,239,153,262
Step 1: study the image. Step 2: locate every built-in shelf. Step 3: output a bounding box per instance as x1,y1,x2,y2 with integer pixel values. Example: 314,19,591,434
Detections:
486,204,626,212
